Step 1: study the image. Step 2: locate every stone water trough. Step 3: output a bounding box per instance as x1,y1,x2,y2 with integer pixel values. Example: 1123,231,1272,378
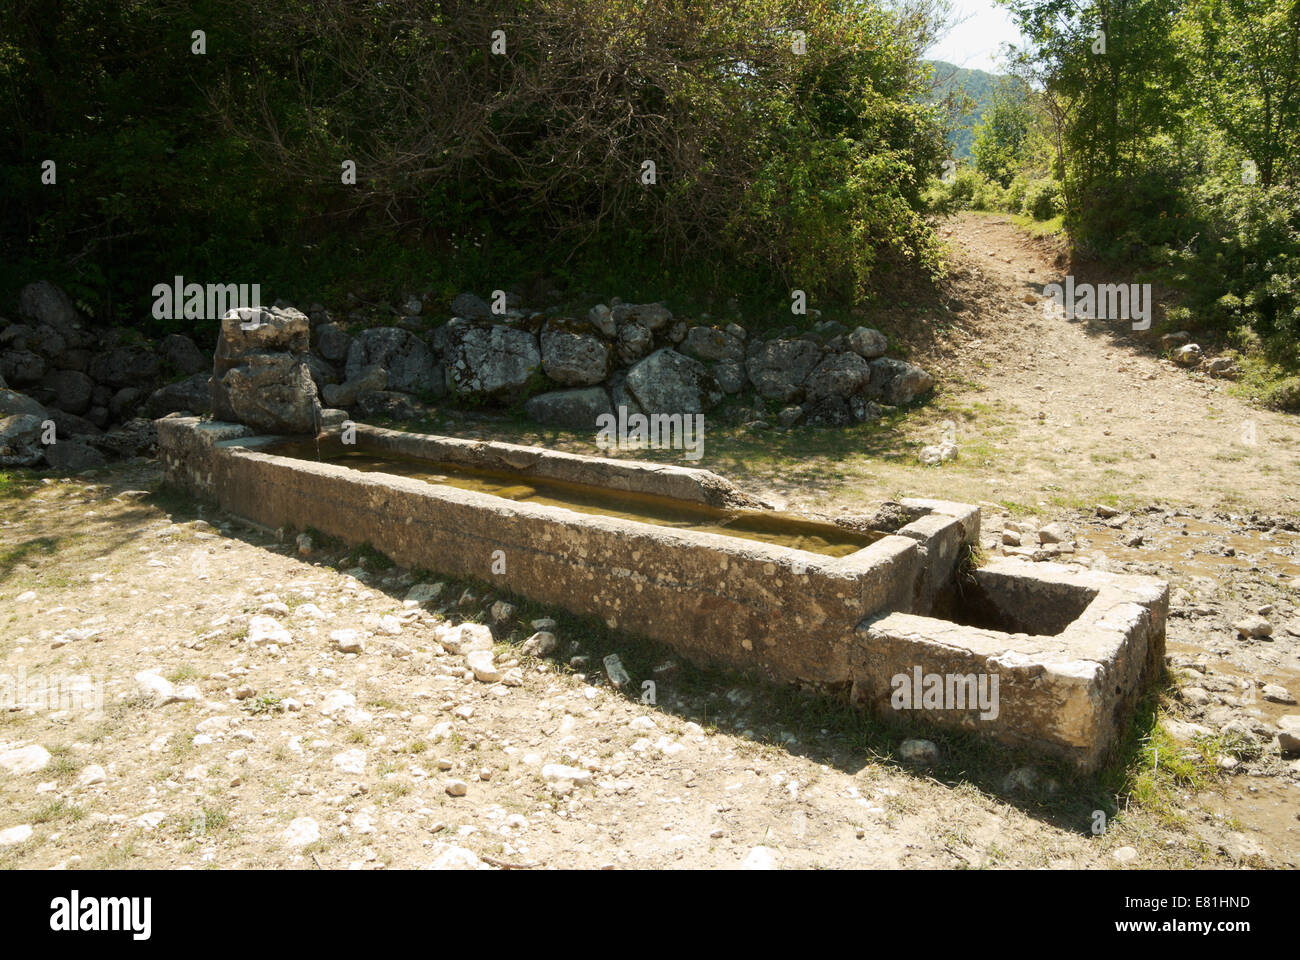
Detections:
158,413,1167,772
156,305,1168,772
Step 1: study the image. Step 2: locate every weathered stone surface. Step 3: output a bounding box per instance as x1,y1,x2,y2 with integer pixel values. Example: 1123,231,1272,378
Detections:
865,357,934,406
0,414,45,466
540,324,610,386
47,409,102,440
354,390,422,421
745,340,822,402
43,437,107,472
524,387,613,430
625,349,720,415
88,345,160,388
853,558,1167,772
148,372,211,418
612,302,672,332
17,281,86,340
213,306,310,375
159,333,207,375
212,353,322,434
322,365,387,409
41,369,93,414
451,292,492,319
0,348,45,386
442,322,541,402
345,327,441,397
847,327,888,359
713,360,746,395
683,326,744,363
615,322,653,366
314,322,353,364
804,352,871,404
98,418,157,457
0,388,46,419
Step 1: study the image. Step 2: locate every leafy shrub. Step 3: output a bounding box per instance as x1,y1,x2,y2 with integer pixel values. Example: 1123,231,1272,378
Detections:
1022,179,1062,220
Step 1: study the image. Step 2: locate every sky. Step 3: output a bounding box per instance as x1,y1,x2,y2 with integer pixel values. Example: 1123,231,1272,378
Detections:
924,0,1027,73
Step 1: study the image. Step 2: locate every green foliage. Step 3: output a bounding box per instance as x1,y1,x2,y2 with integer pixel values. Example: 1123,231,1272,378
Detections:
1021,178,1062,220
971,79,1036,187
0,0,951,330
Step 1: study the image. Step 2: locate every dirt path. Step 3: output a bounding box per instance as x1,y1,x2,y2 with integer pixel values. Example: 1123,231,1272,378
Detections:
914,213,1300,517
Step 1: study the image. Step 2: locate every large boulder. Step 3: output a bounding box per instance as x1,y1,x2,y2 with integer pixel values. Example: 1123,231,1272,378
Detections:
713,360,746,395
745,339,822,402
0,348,45,386
88,344,160,388
0,388,46,419
539,323,610,386
314,322,353,364
442,322,542,402
148,373,211,418
344,327,441,397
847,326,888,359
158,333,207,375
209,306,323,433
213,305,310,376
865,358,934,406
624,348,720,415
612,302,672,332
48,409,103,440
524,387,613,430
97,418,157,458
17,281,91,344
322,365,387,409
804,352,871,404
41,369,94,414
44,437,107,472
0,414,45,467
615,322,653,366
451,292,492,320
682,326,744,363
211,353,321,434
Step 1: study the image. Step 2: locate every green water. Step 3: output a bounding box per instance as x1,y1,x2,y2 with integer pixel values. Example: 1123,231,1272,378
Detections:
268,442,877,557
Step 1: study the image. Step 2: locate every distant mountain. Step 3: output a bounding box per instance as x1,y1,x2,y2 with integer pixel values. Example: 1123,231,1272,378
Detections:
925,60,1003,161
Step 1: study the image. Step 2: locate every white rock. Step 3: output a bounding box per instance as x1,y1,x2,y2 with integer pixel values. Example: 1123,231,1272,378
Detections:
521,631,558,657
740,846,777,870
1262,683,1295,704
541,763,591,786
437,622,493,654
248,615,292,646
466,650,502,683
281,817,321,848
1277,716,1300,756
15,591,36,603
332,749,366,774
0,745,52,775
423,842,485,870
133,671,175,702
1112,846,1138,864
320,689,357,715
0,824,34,846
331,629,365,654
444,779,468,797
1233,615,1272,638
77,764,106,786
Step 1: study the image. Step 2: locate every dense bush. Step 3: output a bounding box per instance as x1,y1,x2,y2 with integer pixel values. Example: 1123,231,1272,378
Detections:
1022,179,1062,221
0,0,950,333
